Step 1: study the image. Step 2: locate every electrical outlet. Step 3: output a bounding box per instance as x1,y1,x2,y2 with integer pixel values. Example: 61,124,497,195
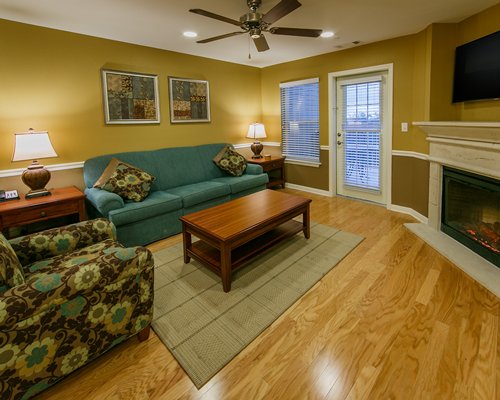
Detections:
401,122,408,132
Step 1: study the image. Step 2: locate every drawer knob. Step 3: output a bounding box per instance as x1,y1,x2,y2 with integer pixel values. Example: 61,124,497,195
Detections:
40,211,47,217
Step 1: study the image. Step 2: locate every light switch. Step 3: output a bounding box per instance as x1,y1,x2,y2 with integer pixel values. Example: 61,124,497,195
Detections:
401,122,408,132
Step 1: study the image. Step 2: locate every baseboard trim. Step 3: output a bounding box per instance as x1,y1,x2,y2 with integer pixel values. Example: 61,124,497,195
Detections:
0,161,84,178
387,204,428,223
285,182,333,197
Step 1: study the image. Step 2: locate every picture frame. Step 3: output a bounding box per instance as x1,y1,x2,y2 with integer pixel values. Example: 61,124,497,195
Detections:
101,69,160,124
168,77,211,123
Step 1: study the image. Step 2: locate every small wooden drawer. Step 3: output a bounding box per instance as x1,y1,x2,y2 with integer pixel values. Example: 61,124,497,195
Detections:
265,160,284,170
1,201,80,227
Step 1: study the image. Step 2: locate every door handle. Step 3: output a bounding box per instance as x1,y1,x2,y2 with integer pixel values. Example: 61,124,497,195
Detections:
337,132,342,137
337,140,342,146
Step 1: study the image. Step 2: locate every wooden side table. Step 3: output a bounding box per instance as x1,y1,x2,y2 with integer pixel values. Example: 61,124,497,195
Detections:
0,186,86,234
247,156,286,189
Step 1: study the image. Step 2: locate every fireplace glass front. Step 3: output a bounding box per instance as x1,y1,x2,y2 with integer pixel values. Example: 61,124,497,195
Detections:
441,167,500,267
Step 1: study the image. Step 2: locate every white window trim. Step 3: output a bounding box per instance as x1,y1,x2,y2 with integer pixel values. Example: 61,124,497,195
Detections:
284,159,322,168
279,77,319,88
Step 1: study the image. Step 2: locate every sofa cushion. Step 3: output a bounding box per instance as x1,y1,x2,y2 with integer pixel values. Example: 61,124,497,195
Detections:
108,191,182,227
0,233,25,287
95,158,155,202
166,181,230,208
211,174,269,194
213,146,247,176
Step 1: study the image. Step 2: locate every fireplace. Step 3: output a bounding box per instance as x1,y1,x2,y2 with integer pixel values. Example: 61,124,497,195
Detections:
407,121,500,296
441,167,500,267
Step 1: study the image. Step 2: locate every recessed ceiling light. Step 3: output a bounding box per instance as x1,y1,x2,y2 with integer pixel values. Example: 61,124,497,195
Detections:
320,31,335,38
183,31,198,38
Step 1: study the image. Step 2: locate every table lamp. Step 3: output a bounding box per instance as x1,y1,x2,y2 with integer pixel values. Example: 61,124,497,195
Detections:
246,123,267,159
12,128,58,198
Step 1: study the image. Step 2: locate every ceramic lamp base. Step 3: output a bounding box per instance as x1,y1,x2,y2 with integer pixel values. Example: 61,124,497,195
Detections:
22,162,52,199
250,141,264,159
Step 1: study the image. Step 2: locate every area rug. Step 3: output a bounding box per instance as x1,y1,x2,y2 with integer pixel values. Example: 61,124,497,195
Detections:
151,222,363,388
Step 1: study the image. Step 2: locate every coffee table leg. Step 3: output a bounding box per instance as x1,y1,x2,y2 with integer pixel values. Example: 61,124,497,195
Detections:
220,243,232,292
303,204,310,239
182,226,191,264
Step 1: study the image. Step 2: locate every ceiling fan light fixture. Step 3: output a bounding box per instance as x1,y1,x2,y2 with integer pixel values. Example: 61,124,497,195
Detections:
183,31,198,38
320,31,334,38
250,29,261,39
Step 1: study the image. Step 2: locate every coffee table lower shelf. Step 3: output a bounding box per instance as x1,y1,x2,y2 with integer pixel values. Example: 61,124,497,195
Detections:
187,219,303,276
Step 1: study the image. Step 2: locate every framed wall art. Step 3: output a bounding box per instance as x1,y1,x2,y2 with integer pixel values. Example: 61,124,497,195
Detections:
101,69,160,124
168,77,211,123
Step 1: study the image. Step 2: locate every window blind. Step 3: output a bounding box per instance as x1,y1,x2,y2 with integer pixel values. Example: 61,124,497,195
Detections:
341,79,382,192
280,78,320,164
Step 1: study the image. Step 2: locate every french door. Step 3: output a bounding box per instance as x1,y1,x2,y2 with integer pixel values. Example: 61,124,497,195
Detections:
335,72,389,204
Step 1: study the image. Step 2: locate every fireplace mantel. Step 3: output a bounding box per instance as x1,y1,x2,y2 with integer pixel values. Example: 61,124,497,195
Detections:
413,121,500,181
413,121,500,144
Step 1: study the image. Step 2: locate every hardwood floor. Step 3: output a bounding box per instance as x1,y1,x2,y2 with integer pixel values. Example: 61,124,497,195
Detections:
38,189,499,399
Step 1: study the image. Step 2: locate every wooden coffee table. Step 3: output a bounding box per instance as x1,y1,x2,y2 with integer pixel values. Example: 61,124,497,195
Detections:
180,190,311,292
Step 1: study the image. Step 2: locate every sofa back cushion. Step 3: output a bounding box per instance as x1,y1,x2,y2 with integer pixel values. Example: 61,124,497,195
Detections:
84,143,228,191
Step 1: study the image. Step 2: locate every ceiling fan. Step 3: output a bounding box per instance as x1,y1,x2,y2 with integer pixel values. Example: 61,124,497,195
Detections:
189,0,323,52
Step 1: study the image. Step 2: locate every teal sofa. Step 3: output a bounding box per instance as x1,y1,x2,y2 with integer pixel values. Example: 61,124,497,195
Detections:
83,143,268,247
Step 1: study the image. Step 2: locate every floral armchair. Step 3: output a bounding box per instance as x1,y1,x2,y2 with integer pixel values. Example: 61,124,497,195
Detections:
0,218,154,400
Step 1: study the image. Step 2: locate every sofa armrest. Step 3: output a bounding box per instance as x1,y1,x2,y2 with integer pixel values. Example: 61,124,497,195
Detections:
0,245,153,329
9,219,116,266
245,164,264,175
85,187,124,217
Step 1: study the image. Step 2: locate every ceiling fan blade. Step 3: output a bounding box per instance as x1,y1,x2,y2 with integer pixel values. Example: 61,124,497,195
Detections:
262,0,301,25
189,9,241,27
197,31,244,44
270,27,322,37
253,35,270,52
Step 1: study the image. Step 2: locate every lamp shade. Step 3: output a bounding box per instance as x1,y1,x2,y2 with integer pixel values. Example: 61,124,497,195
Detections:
246,123,267,140
12,130,58,162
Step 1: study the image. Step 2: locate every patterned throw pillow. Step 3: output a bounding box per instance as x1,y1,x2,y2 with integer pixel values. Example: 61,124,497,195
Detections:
94,158,155,202
213,146,247,177
0,233,25,288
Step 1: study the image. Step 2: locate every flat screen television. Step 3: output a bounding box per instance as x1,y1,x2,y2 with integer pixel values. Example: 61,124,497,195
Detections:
452,30,500,103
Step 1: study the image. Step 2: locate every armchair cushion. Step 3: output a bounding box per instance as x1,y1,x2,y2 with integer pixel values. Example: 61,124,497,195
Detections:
9,218,115,267
0,234,25,288
1,242,151,329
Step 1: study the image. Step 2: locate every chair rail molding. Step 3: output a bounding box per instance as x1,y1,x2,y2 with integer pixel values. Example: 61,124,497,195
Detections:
0,161,85,178
391,150,429,160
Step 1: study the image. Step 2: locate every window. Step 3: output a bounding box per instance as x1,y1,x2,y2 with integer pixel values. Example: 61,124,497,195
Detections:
280,78,320,165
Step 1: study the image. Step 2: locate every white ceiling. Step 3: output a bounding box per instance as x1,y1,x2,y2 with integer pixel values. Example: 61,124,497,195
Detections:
1,0,498,67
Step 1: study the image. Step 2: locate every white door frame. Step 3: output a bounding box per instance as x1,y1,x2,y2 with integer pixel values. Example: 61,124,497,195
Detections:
328,64,393,206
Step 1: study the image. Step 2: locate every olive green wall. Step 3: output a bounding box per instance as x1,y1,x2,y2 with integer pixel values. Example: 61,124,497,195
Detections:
0,19,262,172
392,157,429,217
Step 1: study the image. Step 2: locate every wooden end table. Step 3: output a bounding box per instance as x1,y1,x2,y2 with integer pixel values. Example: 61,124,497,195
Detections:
247,156,285,189
0,186,87,234
180,189,311,292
